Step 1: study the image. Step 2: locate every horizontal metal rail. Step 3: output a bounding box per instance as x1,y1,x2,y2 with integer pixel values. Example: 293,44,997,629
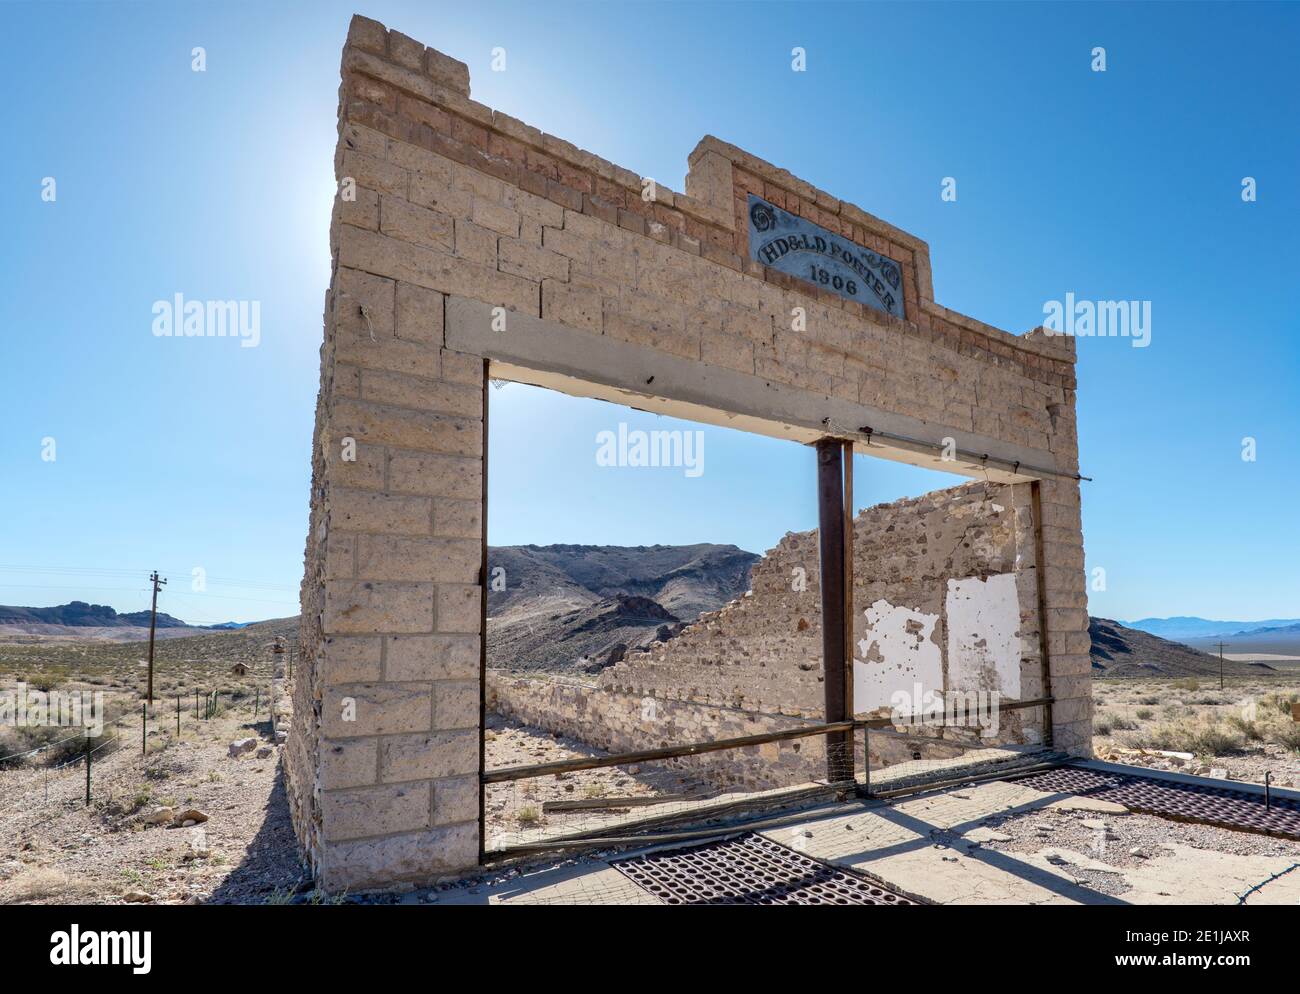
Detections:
481,720,857,784
861,696,1054,798
483,698,1054,785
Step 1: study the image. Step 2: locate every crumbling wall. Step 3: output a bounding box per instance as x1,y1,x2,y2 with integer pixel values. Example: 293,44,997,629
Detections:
487,673,817,790
597,481,1030,716
491,480,1046,785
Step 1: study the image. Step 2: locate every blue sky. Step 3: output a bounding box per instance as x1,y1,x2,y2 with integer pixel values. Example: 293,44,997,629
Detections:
2,1,1296,624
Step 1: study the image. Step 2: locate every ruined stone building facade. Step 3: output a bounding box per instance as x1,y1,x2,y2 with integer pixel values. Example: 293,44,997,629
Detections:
288,16,1090,891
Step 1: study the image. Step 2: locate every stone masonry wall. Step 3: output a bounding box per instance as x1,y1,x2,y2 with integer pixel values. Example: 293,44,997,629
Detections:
291,15,1090,890
486,673,817,791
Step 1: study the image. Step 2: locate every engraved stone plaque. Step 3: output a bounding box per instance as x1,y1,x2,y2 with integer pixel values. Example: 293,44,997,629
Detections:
746,194,905,318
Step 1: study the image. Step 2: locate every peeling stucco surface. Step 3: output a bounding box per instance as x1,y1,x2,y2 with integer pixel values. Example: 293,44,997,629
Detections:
853,599,943,714
945,573,1023,698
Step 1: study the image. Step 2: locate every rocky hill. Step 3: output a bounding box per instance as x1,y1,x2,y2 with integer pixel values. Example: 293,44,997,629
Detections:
1089,617,1272,678
486,543,758,673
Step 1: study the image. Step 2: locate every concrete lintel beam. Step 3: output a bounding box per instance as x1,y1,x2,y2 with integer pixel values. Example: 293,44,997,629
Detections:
445,296,1053,482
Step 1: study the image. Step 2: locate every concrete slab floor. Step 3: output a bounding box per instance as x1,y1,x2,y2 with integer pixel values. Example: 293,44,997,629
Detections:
428,780,1300,905
763,780,1300,906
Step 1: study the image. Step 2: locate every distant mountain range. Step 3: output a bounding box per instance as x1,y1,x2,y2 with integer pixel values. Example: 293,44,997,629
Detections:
7,574,1293,680
0,601,192,628
1126,616,1300,640
0,602,255,634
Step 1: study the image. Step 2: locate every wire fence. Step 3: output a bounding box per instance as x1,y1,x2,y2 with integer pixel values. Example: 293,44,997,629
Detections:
0,686,282,842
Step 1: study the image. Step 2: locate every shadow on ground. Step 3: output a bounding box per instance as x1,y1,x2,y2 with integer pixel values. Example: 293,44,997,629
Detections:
208,763,307,905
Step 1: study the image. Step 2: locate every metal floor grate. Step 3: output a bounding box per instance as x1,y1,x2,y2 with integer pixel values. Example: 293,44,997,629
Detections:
612,833,917,905
1015,765,1300,839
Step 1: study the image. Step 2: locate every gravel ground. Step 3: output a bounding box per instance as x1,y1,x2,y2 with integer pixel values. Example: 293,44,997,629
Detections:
965,803,1300,899
0,705,304,905
484,713,711,847
1095,743,1300,787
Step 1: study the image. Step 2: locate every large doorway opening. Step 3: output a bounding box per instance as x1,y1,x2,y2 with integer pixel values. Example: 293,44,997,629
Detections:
479,372,1050,860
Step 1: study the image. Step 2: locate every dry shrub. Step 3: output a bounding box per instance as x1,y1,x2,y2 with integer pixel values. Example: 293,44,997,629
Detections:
1274,723,1300,753
1120,717,1246,758
1259,691,1300,717
1224,715,1263,740
6,866,90,903
1094,712,1137,736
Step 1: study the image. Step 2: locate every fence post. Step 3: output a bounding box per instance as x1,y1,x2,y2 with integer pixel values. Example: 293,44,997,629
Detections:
141,702,147,757
176,695,181,738
863,726,870,799
84,738,92,805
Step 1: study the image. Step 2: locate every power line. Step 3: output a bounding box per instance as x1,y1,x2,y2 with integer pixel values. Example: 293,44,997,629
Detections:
0,582,296,607
0,564,296,590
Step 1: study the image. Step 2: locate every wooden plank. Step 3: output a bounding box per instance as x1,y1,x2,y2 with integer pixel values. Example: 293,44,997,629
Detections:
541,794,704,813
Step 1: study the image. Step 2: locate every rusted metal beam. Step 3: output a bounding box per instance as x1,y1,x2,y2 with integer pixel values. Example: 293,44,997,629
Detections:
1030,482,1055,748
477,357,490,866
842,440,855,723
842,440,858,795
816,438,852,781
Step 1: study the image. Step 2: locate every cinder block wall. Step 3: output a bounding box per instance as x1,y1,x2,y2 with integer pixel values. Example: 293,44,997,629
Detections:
290,15,1089,891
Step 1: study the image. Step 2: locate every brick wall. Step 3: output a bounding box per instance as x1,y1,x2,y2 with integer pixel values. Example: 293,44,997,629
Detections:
290,15,1090,891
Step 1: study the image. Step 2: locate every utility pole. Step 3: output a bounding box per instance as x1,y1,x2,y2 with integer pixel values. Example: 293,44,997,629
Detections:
270,638,285,738
1216,641,1227,691
145,571,167,705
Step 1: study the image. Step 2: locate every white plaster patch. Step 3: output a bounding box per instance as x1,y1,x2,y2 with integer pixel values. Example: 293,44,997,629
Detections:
853,599,943,714
945,573,1021,697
